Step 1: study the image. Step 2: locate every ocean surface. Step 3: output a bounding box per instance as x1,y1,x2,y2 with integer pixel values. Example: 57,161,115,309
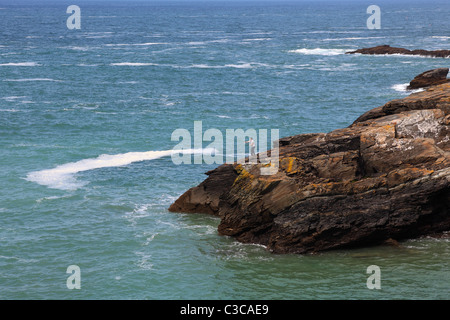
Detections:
1,0,449,300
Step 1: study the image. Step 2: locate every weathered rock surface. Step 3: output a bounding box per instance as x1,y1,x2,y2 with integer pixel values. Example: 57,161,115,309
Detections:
407,68,450,90
346,45,450,58
169,81,450,254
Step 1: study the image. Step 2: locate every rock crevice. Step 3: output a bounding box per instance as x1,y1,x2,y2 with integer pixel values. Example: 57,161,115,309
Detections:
346,45,450,58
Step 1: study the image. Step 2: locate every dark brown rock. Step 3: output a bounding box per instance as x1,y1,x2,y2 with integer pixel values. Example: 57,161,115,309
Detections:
407,68,450,90
346,45,450,58
169,83,450,254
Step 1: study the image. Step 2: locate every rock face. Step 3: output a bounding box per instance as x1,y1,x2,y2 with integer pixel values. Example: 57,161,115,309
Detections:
169,164,238,215
169,81,450,254
407,68,450,90
346,45,450,58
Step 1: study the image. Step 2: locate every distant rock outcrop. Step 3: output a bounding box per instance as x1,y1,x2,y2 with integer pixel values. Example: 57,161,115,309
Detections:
407,68,450,90
169,73,450,254
346,45,450,58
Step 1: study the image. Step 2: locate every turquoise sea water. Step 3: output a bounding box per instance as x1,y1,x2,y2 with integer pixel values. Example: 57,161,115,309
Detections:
0,0,449,299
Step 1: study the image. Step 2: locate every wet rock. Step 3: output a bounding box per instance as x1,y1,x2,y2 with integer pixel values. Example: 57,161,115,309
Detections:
170,82,450,254
346,45,450,58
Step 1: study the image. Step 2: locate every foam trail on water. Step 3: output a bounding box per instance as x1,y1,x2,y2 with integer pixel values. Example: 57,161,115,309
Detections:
26,148,215,190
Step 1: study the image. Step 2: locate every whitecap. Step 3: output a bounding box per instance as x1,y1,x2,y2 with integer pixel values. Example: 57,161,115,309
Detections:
105,43,166,47
36,195,73,203
288,48,348,56
77,63,99,67
3,78,61,82
391,83,425,94
110,62,159,66
1,96,27,101
26,148,217,190
357,53,447,58
0,62,40,66
321,36,390,41
181,63,254,69
242,38,272,41
135,251,153,270
88,16,118,18
305,31,362,34
224,63,254,69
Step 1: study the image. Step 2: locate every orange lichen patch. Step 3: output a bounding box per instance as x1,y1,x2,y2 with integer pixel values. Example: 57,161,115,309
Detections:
234,165,253,180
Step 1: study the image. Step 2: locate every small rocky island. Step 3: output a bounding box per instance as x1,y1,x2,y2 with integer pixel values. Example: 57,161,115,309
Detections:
346,45,450,58
169,69,450,254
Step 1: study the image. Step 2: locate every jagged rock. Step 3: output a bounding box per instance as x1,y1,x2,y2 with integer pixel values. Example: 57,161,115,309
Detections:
168,164,237,215
407,68,450,90
169,82,450,254
346,45,450,58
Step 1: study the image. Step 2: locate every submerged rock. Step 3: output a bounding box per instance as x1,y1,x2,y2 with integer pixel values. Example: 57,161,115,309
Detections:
346,45,450,58
169,81,450,254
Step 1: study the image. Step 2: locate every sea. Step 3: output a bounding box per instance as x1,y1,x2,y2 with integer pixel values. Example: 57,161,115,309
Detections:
0,0,449,300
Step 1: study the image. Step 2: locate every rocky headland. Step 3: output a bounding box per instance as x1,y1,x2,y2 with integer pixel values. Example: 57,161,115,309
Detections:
346,45,450,58
407,68,450,90
169,69,450,254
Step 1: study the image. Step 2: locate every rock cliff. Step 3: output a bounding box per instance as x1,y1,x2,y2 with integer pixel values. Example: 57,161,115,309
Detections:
169,75,450,254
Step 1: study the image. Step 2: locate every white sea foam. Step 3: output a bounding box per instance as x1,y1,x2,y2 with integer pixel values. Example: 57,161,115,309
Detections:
0,62,40,66
64,46,93,51
26,148,216,190
1,96,27,100
0,255,39,263
305,31,362,34
391,83,425,94
242,38,272,41
288,48,348,56
187,62,268,69
224,63,254,68
77,63,99,67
